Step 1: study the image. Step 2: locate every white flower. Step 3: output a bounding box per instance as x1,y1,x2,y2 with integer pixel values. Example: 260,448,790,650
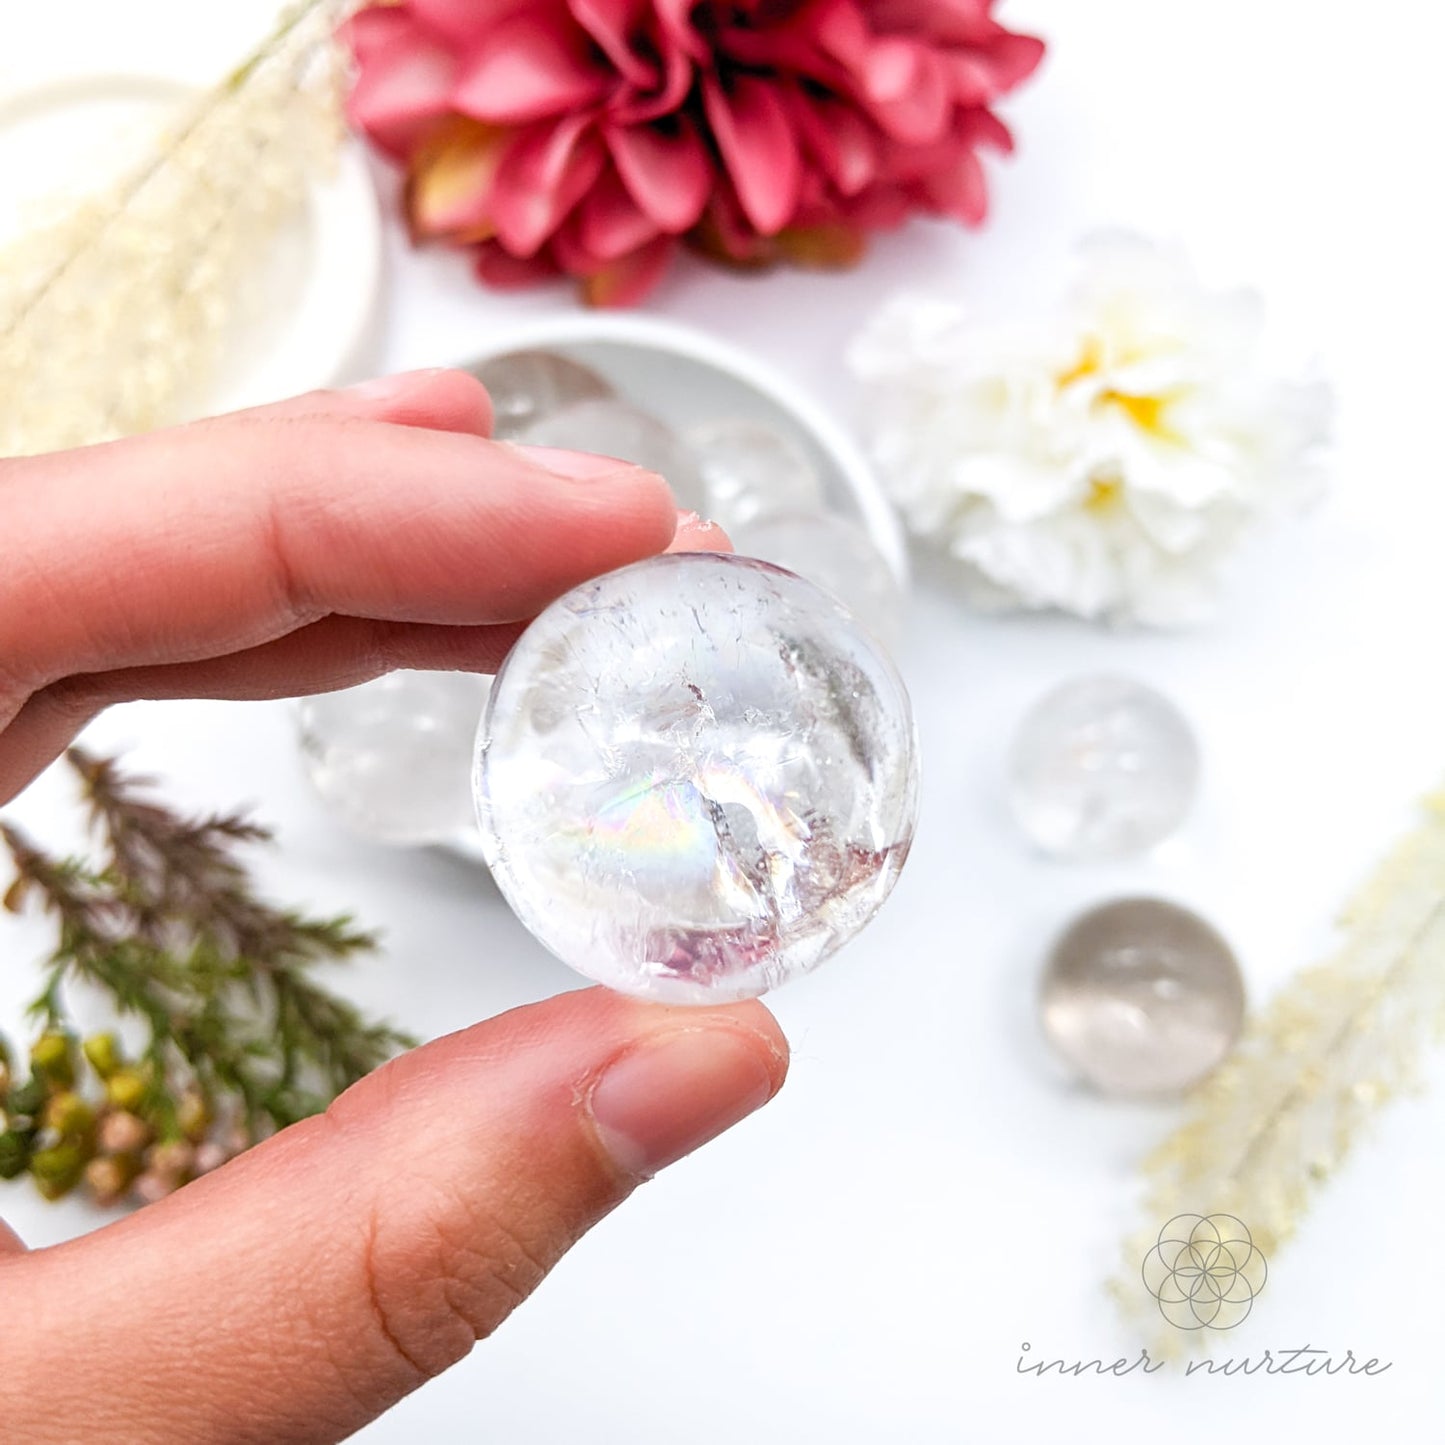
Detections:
848,234,1332,626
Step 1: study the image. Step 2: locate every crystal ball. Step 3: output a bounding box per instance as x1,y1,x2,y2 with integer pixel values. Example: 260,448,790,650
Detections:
731,511,904,651
686,418,824,530
466,349,614,440
515,398,707,514
1040,898,1245,1095
475,552,920,1003
1009,676,1199,861
298,671,492,846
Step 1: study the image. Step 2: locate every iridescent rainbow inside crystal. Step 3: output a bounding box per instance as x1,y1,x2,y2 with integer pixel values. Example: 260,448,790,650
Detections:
474,552,919,1003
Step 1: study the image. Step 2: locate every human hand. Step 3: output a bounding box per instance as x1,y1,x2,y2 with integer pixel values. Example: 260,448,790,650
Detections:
0,371,788,1442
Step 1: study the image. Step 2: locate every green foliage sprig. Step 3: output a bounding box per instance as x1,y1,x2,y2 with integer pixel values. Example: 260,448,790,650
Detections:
1,749,414,1206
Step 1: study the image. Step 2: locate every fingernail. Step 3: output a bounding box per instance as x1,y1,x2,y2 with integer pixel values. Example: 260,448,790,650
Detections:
510,444,639,480
590,1027,779,1179
671,511,734,556
345,368,445,400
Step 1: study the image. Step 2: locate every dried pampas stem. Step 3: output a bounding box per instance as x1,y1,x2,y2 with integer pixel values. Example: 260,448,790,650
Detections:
1117,788,1445,1331
0,0,350,457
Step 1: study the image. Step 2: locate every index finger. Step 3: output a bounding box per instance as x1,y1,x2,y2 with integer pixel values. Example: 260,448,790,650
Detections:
0,372,677,700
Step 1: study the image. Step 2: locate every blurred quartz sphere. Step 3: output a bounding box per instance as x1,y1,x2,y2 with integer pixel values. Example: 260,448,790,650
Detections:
1040,897,1244,1095
475,552,919,1003
1009,676,1199,861
298,671,492,846
731,510,904,650
465,350,613,440
515,397,707,513
686,418,824,530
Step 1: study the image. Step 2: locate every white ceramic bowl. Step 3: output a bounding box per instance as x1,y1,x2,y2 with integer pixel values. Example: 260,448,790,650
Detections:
298,318,909,862
459,312,908,585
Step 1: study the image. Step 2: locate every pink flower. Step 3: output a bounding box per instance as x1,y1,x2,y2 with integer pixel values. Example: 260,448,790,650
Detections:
345,0,1043,305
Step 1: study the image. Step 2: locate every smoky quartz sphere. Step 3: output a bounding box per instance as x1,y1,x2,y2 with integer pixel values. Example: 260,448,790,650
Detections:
1010,676,1200,860
1041,898,1245,1095
475,552,920,1003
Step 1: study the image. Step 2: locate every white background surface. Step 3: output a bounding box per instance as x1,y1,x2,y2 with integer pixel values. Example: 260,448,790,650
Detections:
5,3,1445,1442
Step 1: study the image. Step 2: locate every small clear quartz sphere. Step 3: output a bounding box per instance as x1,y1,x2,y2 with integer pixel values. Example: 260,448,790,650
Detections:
685,418,825,530
1040,898,1244,1095
298,671,492,846
515,398,708,513
1009,676,1199,861
474,552,919,1003
465,350,614,440
731,510,905,650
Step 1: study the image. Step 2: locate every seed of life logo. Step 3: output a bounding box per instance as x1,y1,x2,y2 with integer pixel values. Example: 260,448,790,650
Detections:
1141,1215,1268,1330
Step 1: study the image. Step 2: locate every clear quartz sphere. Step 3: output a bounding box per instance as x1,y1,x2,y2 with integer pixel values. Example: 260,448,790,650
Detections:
465,350,614,440
731,510,904,650
1009,676,1199,860
515,398,708,513
1040,897,1245,1095
298,671,492,846
475,552,919,1003
685,418,825,530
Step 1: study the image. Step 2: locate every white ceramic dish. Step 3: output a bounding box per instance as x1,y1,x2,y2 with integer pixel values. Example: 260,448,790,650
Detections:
0,72,383,418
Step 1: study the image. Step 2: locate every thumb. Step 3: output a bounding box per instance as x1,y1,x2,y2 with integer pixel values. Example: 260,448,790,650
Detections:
0,988,787,1444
